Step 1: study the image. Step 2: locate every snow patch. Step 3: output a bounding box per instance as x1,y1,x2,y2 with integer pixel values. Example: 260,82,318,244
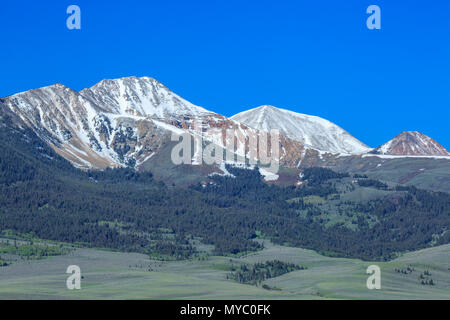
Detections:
259,167,279,182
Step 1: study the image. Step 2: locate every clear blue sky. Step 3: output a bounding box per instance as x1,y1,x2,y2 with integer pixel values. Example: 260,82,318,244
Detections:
1,0,449,149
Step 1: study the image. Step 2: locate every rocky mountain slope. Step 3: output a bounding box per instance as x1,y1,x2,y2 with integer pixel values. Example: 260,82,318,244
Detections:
0,81,175,168
372,131,449,156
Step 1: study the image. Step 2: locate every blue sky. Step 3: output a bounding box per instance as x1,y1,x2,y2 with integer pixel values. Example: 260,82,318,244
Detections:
1,0,449,149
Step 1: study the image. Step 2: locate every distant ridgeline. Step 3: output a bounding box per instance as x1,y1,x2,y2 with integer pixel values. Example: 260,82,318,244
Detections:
0,122,449,261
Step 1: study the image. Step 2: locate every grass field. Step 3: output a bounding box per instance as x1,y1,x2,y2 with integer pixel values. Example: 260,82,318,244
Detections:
0,240,449,300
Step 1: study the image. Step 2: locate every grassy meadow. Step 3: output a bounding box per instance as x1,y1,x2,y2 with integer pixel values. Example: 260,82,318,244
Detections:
0,240,448,300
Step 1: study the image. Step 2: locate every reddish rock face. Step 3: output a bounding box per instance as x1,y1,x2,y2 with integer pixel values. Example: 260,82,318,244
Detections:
163,113,326,169
373,131,449,156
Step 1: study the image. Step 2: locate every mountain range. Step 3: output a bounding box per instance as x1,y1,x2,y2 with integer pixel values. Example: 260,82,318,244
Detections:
1,76,449,186
1,76,450,264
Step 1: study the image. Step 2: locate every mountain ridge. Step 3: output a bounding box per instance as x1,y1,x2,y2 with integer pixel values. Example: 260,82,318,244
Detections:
1,76,449,174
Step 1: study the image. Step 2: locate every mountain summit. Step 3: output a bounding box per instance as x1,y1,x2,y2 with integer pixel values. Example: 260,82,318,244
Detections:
372,131,449,156
231,105,371,154
80,76,213,119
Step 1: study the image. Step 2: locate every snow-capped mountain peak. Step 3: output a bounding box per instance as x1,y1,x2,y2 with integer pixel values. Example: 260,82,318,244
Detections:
1,76,229,170
231,105,371,154
80,76,213,119
373,131,449,156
